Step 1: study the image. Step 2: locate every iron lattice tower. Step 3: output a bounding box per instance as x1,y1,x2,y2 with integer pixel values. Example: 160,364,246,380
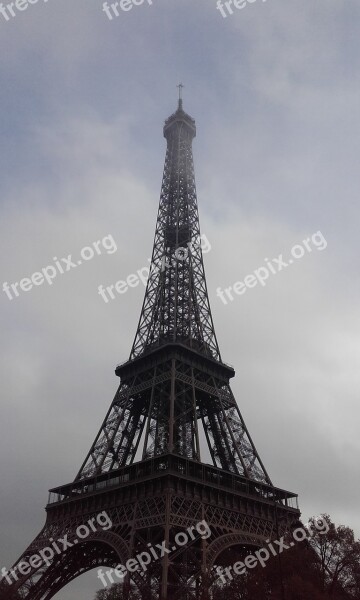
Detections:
1,97,300,600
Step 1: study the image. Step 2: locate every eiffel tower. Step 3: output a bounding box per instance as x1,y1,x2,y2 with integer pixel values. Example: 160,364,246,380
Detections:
1,93,300,600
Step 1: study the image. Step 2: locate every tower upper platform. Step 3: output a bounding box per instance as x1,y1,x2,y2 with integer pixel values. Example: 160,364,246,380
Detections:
163,99,196,140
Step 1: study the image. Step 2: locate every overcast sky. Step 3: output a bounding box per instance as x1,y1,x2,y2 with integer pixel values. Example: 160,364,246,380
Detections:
1,0,360,598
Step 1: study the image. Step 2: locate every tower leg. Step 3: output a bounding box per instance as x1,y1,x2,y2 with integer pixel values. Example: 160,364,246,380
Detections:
160,493,171,600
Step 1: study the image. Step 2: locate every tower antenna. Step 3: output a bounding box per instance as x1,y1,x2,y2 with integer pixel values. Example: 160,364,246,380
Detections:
177,82,184,108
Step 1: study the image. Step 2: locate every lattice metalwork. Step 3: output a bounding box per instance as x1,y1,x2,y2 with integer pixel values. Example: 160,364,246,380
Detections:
2,98,300,600
130,101,220,362
76,353,271,484
1,477,298,600
76,100,270,484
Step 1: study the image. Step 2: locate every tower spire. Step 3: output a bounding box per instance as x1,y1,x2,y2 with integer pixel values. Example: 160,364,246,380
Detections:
177,82,184,110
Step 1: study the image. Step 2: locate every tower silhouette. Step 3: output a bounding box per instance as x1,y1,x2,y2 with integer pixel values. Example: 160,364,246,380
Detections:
1,96,300,600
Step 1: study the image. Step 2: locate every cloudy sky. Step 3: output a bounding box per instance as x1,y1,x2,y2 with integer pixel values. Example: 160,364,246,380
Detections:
1,0,360,598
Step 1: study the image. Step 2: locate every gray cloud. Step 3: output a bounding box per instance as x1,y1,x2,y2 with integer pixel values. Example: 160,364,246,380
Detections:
1,1,359,598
